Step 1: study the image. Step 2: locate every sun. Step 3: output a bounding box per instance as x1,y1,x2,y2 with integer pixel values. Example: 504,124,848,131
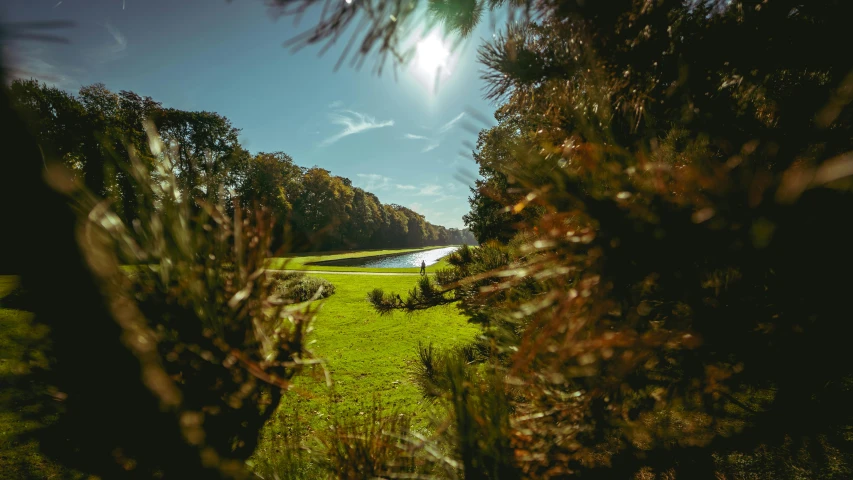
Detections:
408,31,455,94
415,33,451,78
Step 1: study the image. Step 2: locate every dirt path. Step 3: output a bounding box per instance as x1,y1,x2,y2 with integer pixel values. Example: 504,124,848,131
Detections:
267,269,425,276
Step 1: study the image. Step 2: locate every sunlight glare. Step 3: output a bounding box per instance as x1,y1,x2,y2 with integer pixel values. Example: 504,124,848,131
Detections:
415,33,451,80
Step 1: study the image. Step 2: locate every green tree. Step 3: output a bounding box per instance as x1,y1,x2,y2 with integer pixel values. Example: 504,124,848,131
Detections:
239,151,304,248
343,187,383,248
377,204,409,248
292,167,355,249
463,116,543,243
8,80,100,193
10,81,165,222
158,108,247,201
399,206,428,247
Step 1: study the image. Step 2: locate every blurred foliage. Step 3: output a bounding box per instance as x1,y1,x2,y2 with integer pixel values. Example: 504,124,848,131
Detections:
358,0,853,478
317,400,419,479
256,398,439,480
0,277,78,478
4,0,853,477
251,404,325,479
2,67,317,476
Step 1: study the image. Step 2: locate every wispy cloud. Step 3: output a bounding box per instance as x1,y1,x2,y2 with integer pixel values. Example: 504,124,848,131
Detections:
89,22,128,63
355,173,391,191
403,112,467,154
404,132,439,152
397,183,456,198
405,133,429,140
4,45,78,91
438,112,465,134
328,100,344,109
321,109,394,146
416,184,443,196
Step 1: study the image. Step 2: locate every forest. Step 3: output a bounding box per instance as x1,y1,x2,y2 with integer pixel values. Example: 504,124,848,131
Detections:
6,79,476,252
2,0,853,479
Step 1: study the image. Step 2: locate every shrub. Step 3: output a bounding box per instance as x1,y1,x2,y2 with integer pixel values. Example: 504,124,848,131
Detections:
269,272,336,303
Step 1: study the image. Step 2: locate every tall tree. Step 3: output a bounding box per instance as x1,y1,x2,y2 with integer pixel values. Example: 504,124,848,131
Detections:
463,115,543,243
239,151,304,248
292,167,355,249
342,187,383,249
158,108,246,201
8,80,99,193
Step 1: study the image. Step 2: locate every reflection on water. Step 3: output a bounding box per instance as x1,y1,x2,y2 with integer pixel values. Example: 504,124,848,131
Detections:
350,246,458,268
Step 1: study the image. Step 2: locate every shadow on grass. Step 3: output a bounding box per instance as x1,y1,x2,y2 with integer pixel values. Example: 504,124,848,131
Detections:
0,276,77,478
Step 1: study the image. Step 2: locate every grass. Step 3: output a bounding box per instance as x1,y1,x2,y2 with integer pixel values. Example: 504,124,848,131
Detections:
1,251,476,477
271,272,478,419
0,276,71,479
254,272,480,475
267,246,456,273
288,273,478,418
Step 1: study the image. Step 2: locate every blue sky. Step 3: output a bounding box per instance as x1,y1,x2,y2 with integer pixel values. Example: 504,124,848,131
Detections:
3,0,502,228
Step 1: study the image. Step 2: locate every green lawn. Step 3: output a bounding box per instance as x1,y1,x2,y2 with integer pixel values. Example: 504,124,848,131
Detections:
253,272,479,474
0,259,476,477
267,246,456,273
286,273,477,416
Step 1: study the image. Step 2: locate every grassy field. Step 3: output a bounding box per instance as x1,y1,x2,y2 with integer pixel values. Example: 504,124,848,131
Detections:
267,246,455,273
281,272,477,416
252,271,478,475
0,276,69,479
0,248,475,477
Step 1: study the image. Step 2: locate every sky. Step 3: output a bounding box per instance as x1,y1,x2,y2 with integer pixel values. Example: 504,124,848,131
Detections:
2,0,503,229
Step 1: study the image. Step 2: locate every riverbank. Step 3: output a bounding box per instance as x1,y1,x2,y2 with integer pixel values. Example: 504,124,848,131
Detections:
266,246,457,273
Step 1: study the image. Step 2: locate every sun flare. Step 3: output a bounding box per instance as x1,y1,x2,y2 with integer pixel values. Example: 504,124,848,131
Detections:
415,33,451,78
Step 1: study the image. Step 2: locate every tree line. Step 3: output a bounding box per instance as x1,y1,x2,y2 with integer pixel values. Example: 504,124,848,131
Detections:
7,79,476,253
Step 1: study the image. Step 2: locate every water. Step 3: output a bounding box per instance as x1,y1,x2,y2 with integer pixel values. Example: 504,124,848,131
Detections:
312,246,459,268
359,246,458,268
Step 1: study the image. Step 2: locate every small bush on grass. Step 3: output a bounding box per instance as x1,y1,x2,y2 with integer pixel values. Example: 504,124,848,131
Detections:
269,272,336,303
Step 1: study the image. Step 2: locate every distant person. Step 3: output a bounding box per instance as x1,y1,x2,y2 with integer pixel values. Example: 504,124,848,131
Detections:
420,260,426,276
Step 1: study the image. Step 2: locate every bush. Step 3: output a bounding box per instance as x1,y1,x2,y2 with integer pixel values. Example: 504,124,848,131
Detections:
269,272,336,303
